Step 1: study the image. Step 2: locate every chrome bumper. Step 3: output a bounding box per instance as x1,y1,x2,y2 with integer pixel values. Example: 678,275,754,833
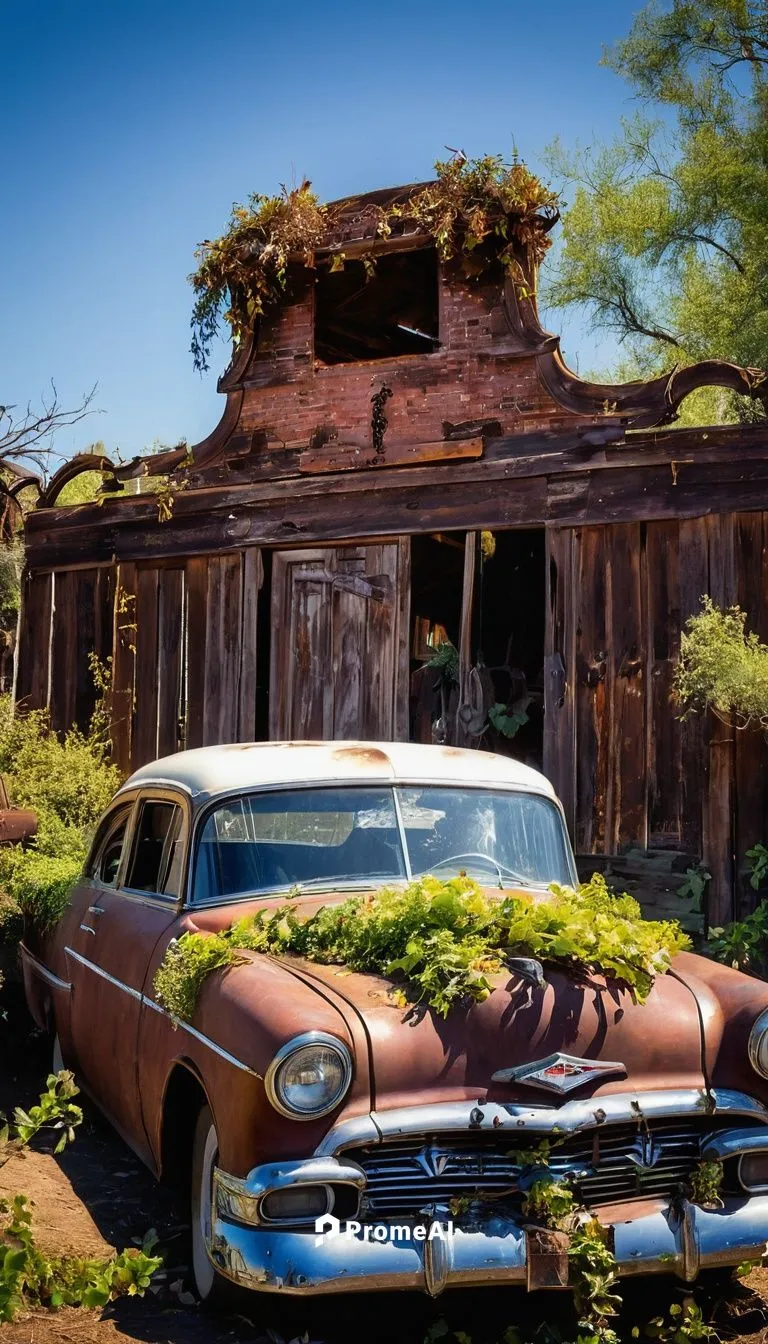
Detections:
209,1196,768,1296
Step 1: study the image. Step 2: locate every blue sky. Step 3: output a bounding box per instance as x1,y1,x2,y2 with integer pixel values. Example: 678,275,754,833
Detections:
1,0,643,465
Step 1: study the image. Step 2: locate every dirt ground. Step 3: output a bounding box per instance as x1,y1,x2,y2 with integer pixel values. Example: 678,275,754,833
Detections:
2,988,768,1344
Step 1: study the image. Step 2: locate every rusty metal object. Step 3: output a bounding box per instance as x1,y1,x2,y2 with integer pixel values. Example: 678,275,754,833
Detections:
0,808,36,845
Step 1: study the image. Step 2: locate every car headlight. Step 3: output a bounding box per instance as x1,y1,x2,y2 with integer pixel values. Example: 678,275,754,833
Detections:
265,1032,353,1120
749,1008,768,1078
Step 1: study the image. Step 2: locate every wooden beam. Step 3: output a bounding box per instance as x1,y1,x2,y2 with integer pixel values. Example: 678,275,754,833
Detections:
455,533,477,749
299,437,483,474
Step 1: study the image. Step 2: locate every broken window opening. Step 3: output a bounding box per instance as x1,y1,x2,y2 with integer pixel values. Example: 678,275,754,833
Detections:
314,248,439,365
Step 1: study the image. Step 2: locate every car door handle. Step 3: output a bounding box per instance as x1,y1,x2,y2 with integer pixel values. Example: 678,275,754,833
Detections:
87,906,106,916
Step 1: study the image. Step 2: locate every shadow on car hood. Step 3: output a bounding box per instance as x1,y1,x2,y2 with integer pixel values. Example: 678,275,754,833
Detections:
280,954,708,1109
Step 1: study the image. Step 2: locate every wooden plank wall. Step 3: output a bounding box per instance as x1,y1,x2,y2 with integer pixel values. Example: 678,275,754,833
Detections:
545,514,768,925
16,566,114,732
111,550,264,772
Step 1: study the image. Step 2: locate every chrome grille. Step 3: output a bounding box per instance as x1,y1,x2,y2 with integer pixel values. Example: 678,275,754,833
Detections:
347,1119,744,1217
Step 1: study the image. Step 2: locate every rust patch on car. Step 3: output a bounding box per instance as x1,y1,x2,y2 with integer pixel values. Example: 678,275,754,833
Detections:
330,745,392,768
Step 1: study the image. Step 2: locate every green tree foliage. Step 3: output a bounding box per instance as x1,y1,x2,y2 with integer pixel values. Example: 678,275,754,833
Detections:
545,0,768,421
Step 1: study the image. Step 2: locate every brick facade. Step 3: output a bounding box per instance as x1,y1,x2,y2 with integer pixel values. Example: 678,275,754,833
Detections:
226,263,576,453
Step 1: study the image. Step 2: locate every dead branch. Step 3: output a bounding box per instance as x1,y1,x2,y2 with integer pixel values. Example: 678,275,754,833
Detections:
0,383,99,480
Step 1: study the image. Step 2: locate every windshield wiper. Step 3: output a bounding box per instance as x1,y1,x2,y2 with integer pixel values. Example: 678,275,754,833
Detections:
283,878,384,896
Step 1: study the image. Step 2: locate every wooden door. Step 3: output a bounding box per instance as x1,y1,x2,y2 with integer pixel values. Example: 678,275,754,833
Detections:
269,541,410,741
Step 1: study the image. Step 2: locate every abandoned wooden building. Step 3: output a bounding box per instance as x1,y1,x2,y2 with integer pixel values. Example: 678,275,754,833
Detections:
14,180,768,927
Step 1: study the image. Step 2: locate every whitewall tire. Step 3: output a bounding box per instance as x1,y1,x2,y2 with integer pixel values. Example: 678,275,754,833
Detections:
191,1104,224,1303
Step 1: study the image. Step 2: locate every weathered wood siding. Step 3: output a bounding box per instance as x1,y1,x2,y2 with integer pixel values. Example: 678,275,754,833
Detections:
545,514,768,923
21,552,264,775
16,566,114,733
269,541,410,741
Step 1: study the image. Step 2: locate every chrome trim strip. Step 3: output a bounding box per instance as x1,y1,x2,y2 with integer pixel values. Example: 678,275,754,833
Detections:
703,1127,768,1161
21,946,71,993
141,996,263,1079
317,1113,380,1153
65,946,262,1079
65,946,142,999
315,1089,768,1157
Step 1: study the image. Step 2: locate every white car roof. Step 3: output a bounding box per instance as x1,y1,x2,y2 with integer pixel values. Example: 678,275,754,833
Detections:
121,741,558,803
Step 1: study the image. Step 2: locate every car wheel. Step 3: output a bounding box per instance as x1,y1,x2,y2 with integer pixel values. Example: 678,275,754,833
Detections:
191,1104,227,1304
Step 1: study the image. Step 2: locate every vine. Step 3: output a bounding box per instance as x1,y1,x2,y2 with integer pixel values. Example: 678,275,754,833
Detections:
153,873,690,1023
188,153,559,372
190,180,328,371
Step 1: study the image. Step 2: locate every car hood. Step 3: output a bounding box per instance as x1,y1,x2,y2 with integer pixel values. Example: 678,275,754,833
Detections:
280,953,708,1108
194,891,768,1115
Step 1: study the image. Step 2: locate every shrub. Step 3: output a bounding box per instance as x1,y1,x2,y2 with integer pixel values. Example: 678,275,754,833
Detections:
0,689,122,942
8,853,85,933
674,597,768,728
0,697,120,833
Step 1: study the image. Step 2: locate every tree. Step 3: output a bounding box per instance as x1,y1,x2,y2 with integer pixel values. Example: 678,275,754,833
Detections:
544,0,768,420
0,384,97,480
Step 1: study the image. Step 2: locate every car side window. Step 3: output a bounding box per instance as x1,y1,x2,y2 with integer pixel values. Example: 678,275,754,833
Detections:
86,804,133,887
125,801,182,896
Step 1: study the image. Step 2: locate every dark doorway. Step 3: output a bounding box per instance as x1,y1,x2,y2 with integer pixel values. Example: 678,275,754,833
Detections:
474,529,546,768
408,532,466,744
407,529,546,767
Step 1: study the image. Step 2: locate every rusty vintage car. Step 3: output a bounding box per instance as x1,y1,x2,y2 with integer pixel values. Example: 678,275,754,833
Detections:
18,741,768,1300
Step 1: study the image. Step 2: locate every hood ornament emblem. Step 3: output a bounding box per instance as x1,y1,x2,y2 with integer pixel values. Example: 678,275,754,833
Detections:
492,1052,627,1095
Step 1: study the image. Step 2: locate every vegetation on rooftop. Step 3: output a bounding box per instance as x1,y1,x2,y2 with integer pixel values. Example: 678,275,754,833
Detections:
189,152,559,371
